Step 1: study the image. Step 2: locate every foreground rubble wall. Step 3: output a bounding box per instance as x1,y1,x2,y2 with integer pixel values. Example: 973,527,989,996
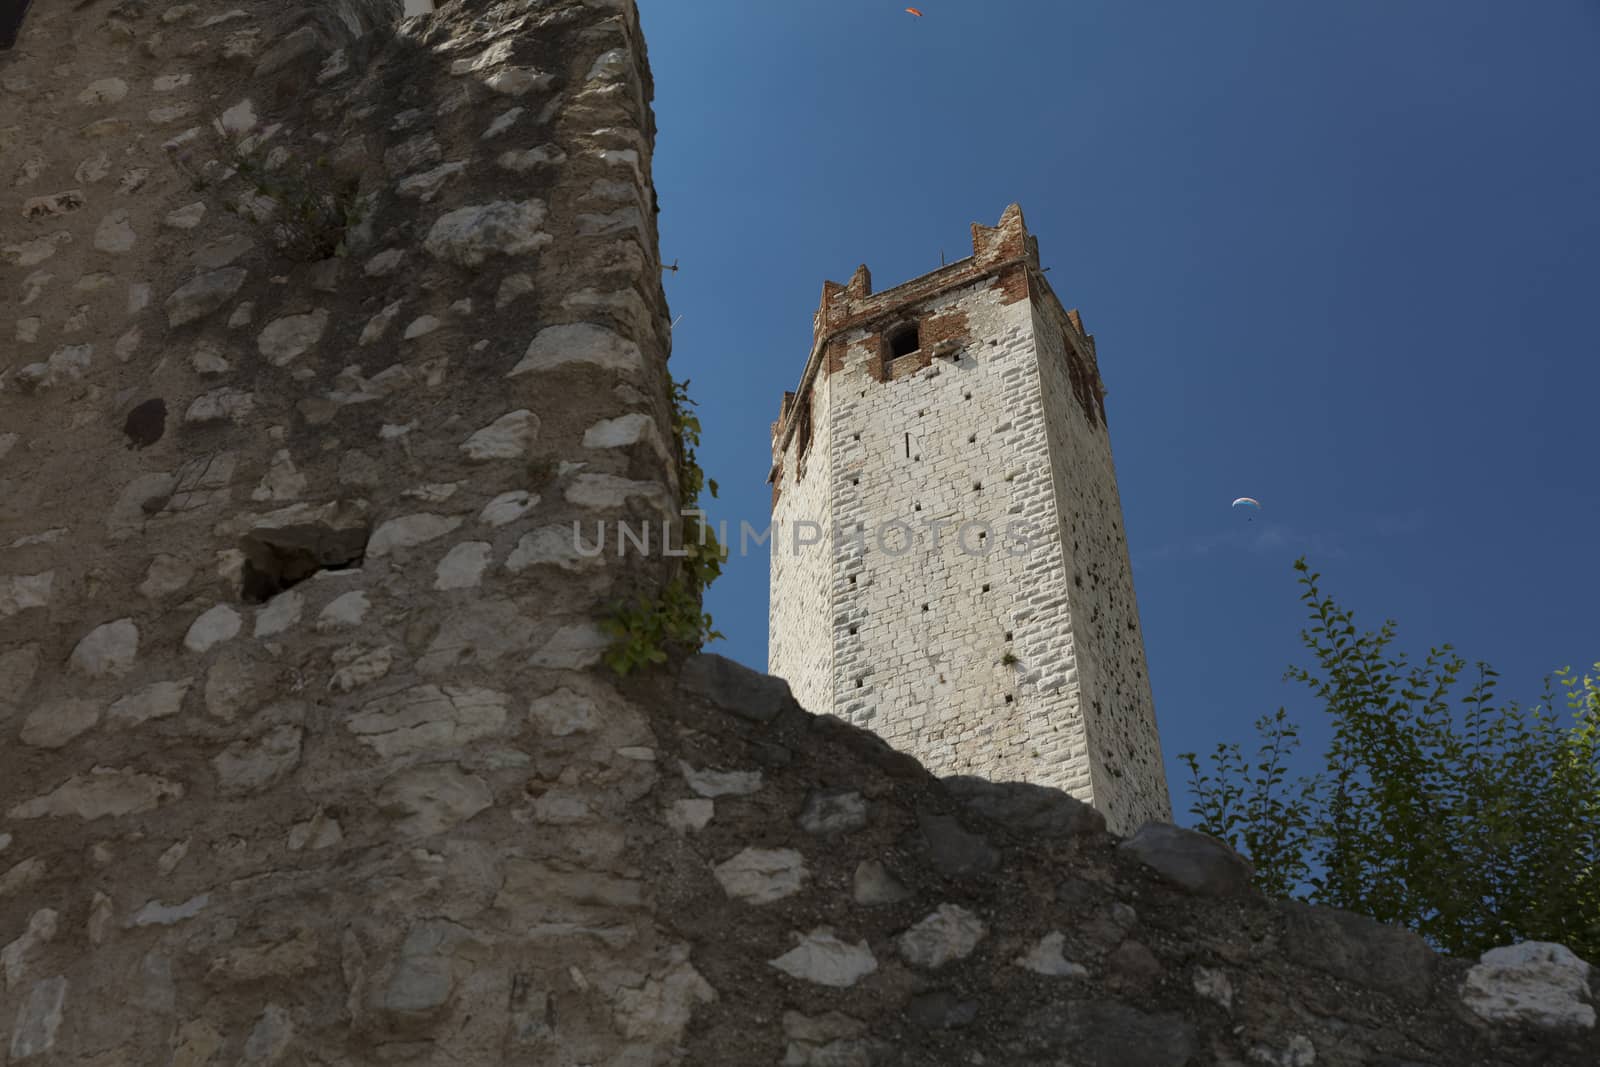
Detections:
0,1,1594,1064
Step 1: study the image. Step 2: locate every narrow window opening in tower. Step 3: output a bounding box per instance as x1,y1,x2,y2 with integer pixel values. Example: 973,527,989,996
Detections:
0,0,33,49
904,433,910,458
887,322,920,361
795,395,813,467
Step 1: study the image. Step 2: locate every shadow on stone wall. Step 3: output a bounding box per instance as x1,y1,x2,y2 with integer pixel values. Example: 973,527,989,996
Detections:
652,653,1598,1066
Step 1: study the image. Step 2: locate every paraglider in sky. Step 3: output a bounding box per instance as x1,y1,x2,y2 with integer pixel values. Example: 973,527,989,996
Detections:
905,7,924,16
1232,497,1261,522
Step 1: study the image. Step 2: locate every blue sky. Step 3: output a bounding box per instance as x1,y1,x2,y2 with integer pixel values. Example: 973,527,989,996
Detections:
638,0,1600,821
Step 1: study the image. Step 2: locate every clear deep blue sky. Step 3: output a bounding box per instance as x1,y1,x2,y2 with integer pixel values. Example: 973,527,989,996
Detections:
638,0,1600,820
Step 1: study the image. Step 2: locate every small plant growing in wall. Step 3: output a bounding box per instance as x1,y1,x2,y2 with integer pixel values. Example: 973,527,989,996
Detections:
602,378,728,674
169,113,367,263
1001,651,1019,666
227,150,366,262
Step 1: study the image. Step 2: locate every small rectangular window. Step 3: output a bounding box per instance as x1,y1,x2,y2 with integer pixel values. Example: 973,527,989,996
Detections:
882,320,921,376
888,322,920,358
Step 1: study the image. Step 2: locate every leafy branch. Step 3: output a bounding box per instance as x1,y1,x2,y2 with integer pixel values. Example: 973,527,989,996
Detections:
602,378,727,674
1182,556,1600,959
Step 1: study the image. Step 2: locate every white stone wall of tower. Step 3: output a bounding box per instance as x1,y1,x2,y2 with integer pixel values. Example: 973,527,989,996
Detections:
1031,299,1172,830
822,280,1095,801
767,380,835,717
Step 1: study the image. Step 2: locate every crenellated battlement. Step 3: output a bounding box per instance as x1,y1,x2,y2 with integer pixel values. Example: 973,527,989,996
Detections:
773,204,1096,466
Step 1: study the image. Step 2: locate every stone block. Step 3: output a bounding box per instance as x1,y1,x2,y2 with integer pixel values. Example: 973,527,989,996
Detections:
1279,901,1437,1005
1118,822,1254,897
679,653,794,723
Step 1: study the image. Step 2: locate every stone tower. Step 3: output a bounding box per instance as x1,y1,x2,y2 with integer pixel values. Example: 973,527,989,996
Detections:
767,205,1171,835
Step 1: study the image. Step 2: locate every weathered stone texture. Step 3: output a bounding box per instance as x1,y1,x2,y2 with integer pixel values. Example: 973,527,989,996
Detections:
1,0,679,1061
0,2,1595,1066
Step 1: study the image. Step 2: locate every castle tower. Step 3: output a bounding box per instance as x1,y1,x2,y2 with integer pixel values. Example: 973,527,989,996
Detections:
767,205,1171,835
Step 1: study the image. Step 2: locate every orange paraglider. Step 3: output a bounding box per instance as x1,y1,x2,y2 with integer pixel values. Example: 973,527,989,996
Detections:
906,7,923,16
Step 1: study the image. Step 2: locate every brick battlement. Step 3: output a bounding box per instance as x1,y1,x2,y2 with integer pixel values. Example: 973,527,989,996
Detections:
772,205,1099,460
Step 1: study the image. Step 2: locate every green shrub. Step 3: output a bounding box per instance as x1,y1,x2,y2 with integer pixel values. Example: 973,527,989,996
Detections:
1182,557,1600,959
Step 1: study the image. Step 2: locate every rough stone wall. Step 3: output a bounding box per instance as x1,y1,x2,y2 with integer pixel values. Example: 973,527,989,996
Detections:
1,3,1595,1066
637,657,1600,1067
767,208,1170,835
0,0,694,1062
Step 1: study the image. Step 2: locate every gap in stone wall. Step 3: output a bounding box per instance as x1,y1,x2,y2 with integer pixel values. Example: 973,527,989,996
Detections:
238,526,369,604
0,0,33,50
